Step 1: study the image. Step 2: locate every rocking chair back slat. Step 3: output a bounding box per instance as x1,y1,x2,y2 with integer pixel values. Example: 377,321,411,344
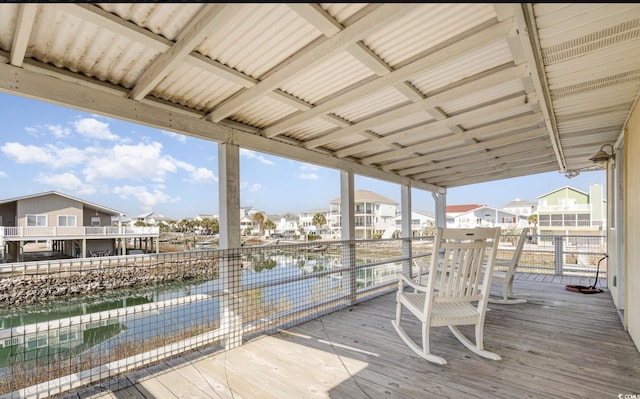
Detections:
392,227,502,364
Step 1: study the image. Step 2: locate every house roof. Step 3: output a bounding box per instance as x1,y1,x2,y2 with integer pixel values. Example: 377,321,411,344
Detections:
330,190,398,205
446,204,484,213
448,204,522,218
536,186,588,199
503,199,535,208
0,191,123,216
300,208,330,214
1,4,635,191
392,209,435,220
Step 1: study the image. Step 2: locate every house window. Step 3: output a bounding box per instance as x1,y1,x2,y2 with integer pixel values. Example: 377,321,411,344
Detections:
26,214,47,226
58,215,77,227
91,216,101,226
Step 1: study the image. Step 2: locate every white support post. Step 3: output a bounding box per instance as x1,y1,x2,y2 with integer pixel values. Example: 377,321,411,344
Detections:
433,191,447,229
401,184,412,276
218,143,243,349
340,170,356,306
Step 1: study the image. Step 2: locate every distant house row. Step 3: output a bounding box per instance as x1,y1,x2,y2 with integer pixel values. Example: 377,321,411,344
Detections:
122,185,607,240
0,184,605,262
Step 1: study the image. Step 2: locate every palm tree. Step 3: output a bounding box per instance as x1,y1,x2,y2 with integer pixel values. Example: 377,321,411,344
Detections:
421,220,436,237
312,213,327,235
527,214,538,237
202,217,219,235
178,218,191,233
253,212,265,236
264,219,276,236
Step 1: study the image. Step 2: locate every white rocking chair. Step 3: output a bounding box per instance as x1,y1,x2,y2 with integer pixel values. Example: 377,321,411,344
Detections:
392,227,502,365
489,228,529,304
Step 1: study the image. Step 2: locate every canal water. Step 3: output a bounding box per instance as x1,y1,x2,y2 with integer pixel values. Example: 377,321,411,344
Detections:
0,251,399,376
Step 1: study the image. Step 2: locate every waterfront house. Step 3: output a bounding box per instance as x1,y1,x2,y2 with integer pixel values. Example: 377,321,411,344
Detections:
536,184,606,236
390,210,436,237
330,190,399,239
298,208,331,236
0,191,159,262
503,198,536,217
446,204,527,229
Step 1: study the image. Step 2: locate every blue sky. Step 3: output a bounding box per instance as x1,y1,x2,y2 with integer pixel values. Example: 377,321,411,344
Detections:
0,92,606,219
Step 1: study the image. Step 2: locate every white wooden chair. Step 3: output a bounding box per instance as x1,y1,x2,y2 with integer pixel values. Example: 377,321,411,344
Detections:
392,227,502,365
489,228,529,304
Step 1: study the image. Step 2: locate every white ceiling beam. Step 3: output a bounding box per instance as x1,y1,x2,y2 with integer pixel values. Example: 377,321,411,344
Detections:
433,161,558,187
289,4,430,136
9,4,37,67
0,61,443,194
267,90,312,111
382,127,548,172
342,95,532,161
205,4,414,122
287,4,342,36
406,138,550,178
321,114,353,128
426,154,554,185
130,4,230,101
59,4,257,89
262,18,515,138
511,3,566,171
323,64,528,154
410,146,552,180
289,4,467,141
362,112,543,166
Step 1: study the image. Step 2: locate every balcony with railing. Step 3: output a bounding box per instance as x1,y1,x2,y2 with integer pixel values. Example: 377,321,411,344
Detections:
537,203,592,212
0,225,159,240
0,233,623,398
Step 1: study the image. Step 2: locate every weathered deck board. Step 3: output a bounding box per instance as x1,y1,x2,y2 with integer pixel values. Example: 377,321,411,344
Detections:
76,277,639,399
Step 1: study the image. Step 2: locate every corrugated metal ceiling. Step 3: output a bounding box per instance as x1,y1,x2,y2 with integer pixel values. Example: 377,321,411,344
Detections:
1,3,639,193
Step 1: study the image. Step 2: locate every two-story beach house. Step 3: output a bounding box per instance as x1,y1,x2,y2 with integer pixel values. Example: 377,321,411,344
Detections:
298,208,331,236
0,191,159,263
503,198,536,217
536,184,606,236
330,190,398,239
389,210,436,238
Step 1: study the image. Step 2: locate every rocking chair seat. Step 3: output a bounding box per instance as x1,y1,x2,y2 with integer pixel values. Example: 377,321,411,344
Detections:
392,227,502,365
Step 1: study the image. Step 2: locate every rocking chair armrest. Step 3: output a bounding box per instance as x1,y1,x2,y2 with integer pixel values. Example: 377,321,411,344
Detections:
396,272,429,293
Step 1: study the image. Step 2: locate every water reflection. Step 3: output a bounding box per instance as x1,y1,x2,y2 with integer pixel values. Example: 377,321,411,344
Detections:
0,251,400,375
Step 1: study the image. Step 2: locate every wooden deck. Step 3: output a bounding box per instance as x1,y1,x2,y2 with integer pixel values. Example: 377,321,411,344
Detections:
73,275,640,399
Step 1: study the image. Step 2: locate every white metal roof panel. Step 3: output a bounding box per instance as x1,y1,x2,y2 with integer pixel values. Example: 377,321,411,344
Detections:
1,3,639,190
279,52,376,106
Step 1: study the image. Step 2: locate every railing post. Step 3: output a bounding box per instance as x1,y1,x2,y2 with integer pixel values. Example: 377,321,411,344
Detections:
341,241,357,306
221,250,243,349
554,235,564,276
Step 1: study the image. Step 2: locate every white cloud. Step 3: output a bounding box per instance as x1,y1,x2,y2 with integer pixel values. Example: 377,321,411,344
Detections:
162,130,187,143
1,142,86,168
188,167,217,183
173,159,217,183
47,124,71,138
0,171,6,178
300,163,318,171
72,118,119,141
240,149,273,165
34,172,95,195
83,142,177,184
298,173,319,180
113,185,173,212
240,182,263,192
